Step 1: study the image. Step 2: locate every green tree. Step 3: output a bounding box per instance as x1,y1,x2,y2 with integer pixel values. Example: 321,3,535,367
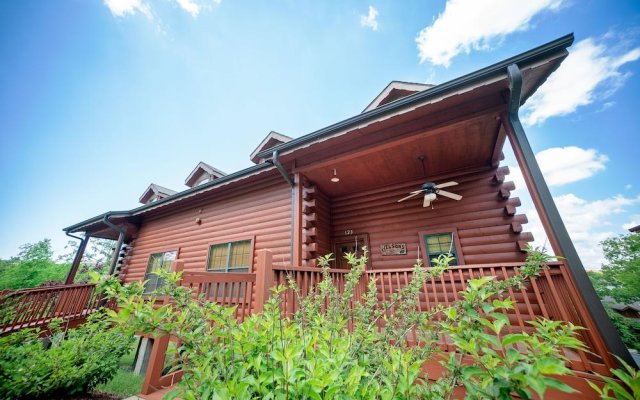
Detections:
0,239,66,290
598,233,640,303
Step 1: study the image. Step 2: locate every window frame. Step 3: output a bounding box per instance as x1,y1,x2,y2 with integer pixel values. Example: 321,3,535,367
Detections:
418,228,465,267
143,249,179,294
205,236,255,273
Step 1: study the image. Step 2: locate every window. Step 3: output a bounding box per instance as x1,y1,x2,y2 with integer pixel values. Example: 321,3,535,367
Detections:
207,240,252,272
143,251,177,294
423,232,458,266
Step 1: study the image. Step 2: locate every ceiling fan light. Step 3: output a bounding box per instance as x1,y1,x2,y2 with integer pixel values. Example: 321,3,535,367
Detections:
425,193,437,201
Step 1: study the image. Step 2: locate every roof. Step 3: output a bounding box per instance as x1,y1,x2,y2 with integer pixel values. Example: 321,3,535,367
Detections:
254,33,574,160
250,131,292,163
64,33,574,234
185,161,227,187
362,81,434,113
138,184,177,204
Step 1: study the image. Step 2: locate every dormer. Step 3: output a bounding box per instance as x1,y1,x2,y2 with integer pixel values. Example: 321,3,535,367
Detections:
139,184,176,205
250,131,292,164
185,161,226,188
362,81,434,113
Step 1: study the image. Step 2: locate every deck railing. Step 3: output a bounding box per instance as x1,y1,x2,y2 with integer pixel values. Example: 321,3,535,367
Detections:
0,283,102,335
141,268,257,395
272,259,614,375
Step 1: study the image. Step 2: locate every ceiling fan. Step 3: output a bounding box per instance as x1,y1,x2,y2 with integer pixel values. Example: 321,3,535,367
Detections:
397,181,462,208
397,155,462,208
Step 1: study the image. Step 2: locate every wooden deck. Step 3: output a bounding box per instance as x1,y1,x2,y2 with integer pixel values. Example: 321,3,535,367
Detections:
0,283,105,336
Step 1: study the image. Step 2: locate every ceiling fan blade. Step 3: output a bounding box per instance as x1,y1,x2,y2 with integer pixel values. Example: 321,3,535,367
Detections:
435,181,458,189
438,190,462,201
423,196,431,208
398,191,422,203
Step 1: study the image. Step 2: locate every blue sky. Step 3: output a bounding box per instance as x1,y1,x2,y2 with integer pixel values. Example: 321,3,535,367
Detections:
0,0,638,268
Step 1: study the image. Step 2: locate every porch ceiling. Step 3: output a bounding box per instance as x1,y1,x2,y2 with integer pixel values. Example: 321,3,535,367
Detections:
298,100,504,198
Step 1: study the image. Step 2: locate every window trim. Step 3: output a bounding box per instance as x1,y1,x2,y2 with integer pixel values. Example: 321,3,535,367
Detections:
143,249,179,294
205,236,255,273
418,228,465,267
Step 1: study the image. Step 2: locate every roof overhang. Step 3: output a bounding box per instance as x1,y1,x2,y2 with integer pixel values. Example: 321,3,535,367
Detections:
255,34,574,162
65,162,276,236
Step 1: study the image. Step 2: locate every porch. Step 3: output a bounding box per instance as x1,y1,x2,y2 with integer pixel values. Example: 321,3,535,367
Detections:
137,251,615,399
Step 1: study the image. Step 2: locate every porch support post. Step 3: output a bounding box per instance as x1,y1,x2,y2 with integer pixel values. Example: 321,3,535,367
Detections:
503,63,633,366
64,235,89,284
293,173,303,267
254,249,274,313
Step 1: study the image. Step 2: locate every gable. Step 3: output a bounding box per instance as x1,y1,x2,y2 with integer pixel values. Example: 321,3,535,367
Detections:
250,131,292,163
363,81,434,113
139,184,177,204
185,162,227,187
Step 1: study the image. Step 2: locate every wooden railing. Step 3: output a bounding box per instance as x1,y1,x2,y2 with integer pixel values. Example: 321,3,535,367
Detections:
141,268,257,395
272,259,614,375
0,283,102,335
140,253,617,397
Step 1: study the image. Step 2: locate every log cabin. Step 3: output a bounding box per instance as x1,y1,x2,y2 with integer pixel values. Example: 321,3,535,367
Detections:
9,33,631,397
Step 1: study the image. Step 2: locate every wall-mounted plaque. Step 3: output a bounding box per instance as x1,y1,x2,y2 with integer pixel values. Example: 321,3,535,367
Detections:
380,243,407,256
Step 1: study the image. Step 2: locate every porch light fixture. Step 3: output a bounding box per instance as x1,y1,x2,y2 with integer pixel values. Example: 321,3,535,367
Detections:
331,169,340,183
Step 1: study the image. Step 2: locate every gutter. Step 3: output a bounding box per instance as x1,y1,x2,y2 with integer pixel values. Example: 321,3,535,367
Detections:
64,162,274,233
256,33,574,160
506,63,634,367
269,149,296,263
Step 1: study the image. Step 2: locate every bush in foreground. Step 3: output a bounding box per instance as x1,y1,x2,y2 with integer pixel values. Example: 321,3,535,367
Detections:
105,248,586,399
0,312,134,399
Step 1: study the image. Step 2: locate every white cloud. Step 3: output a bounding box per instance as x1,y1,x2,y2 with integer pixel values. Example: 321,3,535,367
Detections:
104,0,219,19
623,215,640,230
509,146,607,191
554,193,639,268
176,0,200,17
536,146,608,186
415,0,563,67
625,184,633,190
104,0,152,18
522,38,640,125
360,6,379,31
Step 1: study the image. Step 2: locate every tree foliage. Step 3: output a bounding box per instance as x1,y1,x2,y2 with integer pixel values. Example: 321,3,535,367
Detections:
596,233,640,304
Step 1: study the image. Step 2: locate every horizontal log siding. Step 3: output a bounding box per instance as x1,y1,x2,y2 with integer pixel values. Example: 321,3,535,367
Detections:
331,167,531,269
123,177,291,282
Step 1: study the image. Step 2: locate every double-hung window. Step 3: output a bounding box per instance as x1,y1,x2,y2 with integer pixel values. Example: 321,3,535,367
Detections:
207,240,252,273
143,251,177,294
423,232,458,266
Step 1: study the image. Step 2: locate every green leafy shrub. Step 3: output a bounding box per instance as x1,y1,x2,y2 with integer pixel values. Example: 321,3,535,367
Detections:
589,356,640,400
105,248,585,399
0,311,134,399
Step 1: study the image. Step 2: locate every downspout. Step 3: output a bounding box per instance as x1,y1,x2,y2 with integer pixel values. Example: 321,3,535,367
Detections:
102,213,127,276
506,63,634,366
270,150,295,263
64,231,89,284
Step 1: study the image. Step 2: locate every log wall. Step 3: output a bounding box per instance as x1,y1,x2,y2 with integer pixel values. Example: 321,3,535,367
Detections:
330,166,533,269
121,176,292,282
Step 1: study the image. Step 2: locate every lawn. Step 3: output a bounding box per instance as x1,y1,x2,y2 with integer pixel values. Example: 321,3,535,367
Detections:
94,340,144,399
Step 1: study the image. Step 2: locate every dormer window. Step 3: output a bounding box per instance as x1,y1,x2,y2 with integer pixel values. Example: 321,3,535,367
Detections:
185,162,226,188
249,131,292,164
139,184,177,205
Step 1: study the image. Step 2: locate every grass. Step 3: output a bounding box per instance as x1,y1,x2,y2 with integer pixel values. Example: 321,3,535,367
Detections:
94,339,144,398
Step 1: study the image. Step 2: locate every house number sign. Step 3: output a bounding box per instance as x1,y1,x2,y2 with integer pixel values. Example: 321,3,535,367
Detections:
380,243,407,256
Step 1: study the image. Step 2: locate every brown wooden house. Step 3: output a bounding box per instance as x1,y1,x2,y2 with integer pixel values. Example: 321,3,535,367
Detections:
30,33,634,397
